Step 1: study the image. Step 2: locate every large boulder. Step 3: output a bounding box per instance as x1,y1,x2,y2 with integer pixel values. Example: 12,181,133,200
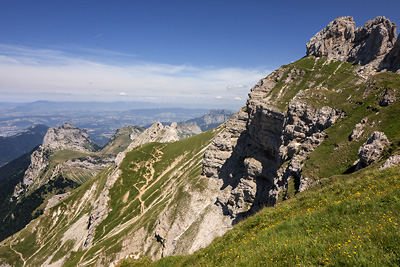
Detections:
356,131,390,170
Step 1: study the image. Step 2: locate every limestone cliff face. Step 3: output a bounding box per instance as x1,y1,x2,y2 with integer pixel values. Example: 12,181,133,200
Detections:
176,122,203,139
202,68,344,220
43,123,98,152
11,123,101,200
11,146,49,199
306,16,397,70
202,16,399,222
380,36,400,72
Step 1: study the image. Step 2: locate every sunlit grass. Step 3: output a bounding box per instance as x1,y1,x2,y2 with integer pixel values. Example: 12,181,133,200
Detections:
121,166,400,266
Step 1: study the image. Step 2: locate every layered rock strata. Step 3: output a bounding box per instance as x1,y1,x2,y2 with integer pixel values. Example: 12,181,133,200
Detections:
202,67,344,221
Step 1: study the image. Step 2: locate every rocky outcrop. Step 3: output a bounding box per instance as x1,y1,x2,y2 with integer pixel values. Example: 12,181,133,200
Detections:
21,147,49,186
380,35,400,73
349,118,368,141
202,110,248,179
11,146,49,200
379,88,397,106
65,155,114,170
11,123,101,200
126,122,179,152
44,192,70,215
380,154,400,170
83,168,121,249
306,16,397,70
129,127,145,141
306,16,357,61
202,67,345,220
274,101,344,197
43,123,98,152
356,131,390,170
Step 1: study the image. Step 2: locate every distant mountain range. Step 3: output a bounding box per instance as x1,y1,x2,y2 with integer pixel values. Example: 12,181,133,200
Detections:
0,103,235,146
187,109,235,131
0,109,234,167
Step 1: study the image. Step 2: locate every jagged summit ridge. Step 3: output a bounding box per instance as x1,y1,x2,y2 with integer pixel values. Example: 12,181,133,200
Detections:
43,122,98,152
306,16,399,72
11,123,102,200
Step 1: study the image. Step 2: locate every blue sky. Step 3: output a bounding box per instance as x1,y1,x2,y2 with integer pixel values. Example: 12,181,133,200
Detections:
0,0,399,109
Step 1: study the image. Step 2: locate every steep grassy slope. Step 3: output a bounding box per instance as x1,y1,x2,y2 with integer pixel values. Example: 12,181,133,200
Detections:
262,56,359,112
121,165,400,266
0,129,218,266
119,56,400,266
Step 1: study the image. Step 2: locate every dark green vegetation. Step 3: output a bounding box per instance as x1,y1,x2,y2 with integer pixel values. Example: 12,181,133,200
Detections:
0,150,32,241
0,147,84,242
1,174,78,242
121,165,400,267
0,124,48,166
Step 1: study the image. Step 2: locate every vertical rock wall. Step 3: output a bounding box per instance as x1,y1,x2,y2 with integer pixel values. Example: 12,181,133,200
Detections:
202,66,345,222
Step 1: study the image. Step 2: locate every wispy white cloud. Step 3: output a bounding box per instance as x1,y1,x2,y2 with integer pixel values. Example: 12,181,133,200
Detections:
0,44,271,108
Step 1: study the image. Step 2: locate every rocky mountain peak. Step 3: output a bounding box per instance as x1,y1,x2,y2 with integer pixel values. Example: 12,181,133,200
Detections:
306,16,356,61
306,16,398,71
126,121,180,151
42,123,98,152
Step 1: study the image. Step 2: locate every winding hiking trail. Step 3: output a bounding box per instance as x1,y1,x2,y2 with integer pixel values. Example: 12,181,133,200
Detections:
135,144,166,214
10,234,26,266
